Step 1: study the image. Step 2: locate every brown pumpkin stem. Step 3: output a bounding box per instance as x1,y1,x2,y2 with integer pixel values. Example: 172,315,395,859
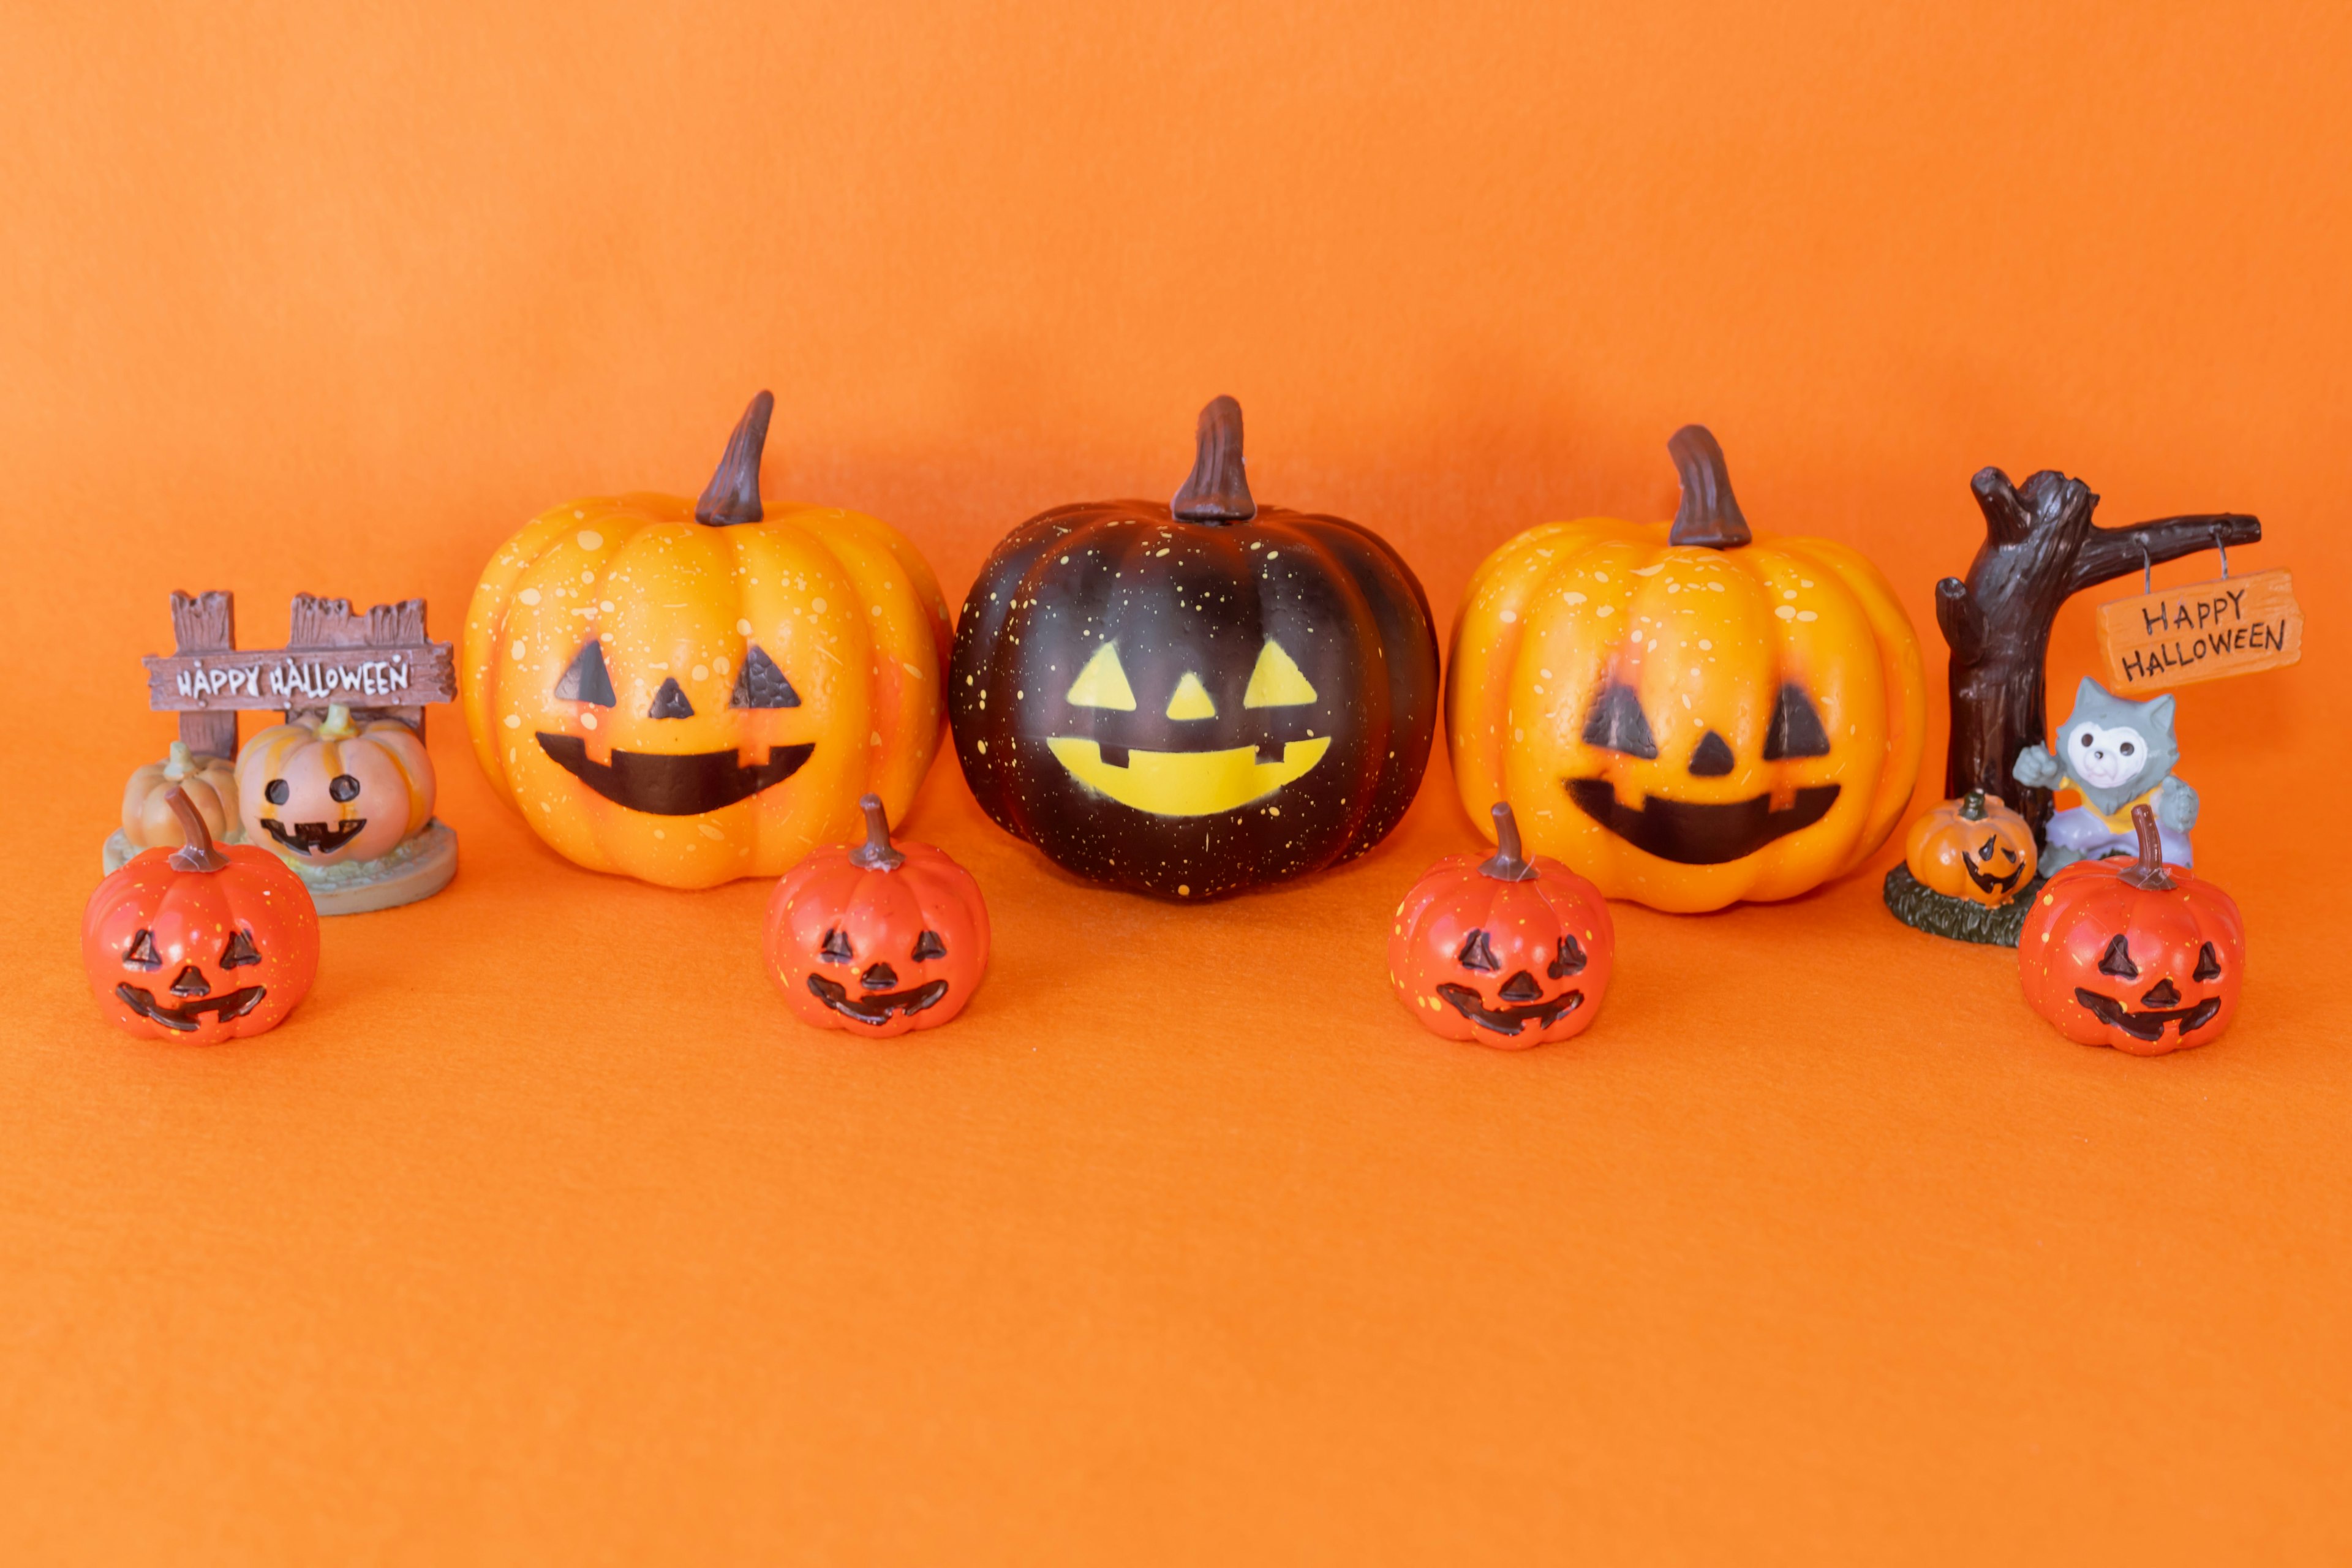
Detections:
848,793,905,872
1479,802,1540,883
2120,802,2176,891
1959,790,1988,820
1667,424,1753,550
695,391,774,527
1170,396,1257,524
163,786,229,873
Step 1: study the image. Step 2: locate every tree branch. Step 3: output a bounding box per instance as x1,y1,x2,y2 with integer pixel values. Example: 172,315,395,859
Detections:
1933,577,1983,660
1970,467,2032,546
2066,512,2262,595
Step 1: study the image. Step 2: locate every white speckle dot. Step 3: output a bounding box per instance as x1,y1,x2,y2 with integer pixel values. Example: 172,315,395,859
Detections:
1775,605,1796,620
1796,609,1818,622
1060,555,1069,564
654,828,665,839
577,530,601,550
581,712,598,729
1698,638,1713,650
692,664,709,682
1709,582,1726,592
518,587,541,606
976,739,988,754
736,619,752,635
1499,609,1518,624
870,731,883,746
811,597,827,614
698,823,726,841
580,570,595,584
508,639,527,660
1563,591,1588,606
503,714,521,729
1513,728,1525,741
1596,605,1615,617
600,600,614,612
1783,589,1798,601
1593,570,1608,582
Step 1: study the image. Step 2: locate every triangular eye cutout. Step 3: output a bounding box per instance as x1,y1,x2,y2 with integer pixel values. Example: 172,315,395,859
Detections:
1581,683,1658,760
123,929,162,970
1456,930,1501,973
2193,943,2223,981
819,927,854,964
1762,684,1831,760
1164,671,1218,721
1066,643,1137,710
648,677,695,719
1242,639,1317,708
219,930,262,969
911,930,947,962
553,640,617,707
730,645,801,709
1548,934,1587,979
2097,935,2138,980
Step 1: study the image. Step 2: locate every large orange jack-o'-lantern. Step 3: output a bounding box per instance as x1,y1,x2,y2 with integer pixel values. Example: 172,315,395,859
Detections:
462,393,953,888
83,787,318,1042
1447,426,1925,913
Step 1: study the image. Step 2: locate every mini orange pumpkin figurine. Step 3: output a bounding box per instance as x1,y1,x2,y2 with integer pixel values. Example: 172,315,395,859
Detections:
2018,804,2244,1055
1390,801,1615,1048
238,704,436,867
765,794,989,1038
1905,790,2037,907
82,786,319,1042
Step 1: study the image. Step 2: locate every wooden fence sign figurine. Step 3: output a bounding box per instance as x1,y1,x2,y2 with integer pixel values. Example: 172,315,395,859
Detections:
108,590,461,916
2095,564,2303,692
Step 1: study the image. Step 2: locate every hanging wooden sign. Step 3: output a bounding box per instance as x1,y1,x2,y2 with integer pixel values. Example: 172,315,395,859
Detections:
2095,567,2303,692
140,589,456,757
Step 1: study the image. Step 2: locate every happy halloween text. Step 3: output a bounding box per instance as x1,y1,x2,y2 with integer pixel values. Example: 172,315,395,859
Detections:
2094,567,2303,693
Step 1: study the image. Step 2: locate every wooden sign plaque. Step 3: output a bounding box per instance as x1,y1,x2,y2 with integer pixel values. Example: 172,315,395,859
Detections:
2095,567,2304,693
141,590,457,758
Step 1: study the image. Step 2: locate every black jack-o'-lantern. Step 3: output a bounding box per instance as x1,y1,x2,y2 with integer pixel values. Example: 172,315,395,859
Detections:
949,397,1439,900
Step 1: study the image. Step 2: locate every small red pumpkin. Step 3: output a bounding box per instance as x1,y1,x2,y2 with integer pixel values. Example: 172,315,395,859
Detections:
1390,801,1616,1048
765,794,989,1038
83,786,319,1042
2018,804,2243,1055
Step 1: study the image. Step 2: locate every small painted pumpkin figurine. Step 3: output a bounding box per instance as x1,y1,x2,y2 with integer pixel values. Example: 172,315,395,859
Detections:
238,704,435,867
1389,801,1615,1048
82,786,319,1042
766,794,989,1038
1905,790,2037,907
123,739,241,850
2018,804,2244,1055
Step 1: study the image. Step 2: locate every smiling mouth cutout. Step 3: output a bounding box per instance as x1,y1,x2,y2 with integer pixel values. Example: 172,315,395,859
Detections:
1046,736,1330,816
806,973,950,1027
1566,779,1841,865
1964,855,2026,897
260,819,367,856
116,982,265,1033
1434,980,1585,1038
2072,988,2222,1044
535,734,815,816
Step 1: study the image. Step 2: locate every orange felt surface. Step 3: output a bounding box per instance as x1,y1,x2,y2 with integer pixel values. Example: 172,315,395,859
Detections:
4,1,2351,1561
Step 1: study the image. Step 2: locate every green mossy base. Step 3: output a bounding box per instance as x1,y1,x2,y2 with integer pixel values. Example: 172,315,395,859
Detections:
1882,863,2045,948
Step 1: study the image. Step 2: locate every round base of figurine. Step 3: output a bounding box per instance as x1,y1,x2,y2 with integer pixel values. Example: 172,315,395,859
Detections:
101,820,459,916
1882,863,2046,948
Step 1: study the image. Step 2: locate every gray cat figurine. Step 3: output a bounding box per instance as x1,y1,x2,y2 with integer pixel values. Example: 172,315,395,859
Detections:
2014,677,2198,870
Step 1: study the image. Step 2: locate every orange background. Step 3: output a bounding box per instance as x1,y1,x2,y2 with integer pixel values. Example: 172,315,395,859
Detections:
4,1,2349,1560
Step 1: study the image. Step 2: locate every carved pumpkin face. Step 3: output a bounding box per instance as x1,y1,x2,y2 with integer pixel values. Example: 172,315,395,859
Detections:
1389,804,1615,1049
2018,806,2244,1055
766,796,990,1038
1447,426,1924,913
83,789,318,1043
236,705,434,867
1905,791,2038,907
951,398,1438,900
462,393,952,889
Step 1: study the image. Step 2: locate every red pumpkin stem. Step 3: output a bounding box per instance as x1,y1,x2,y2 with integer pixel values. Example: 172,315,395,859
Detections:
695,390,773,527
2120,802,2176,891
1479,802,1540,883
1170,396,1257,524
162,786,229,873
848,793,905,872
1666,424,1753,551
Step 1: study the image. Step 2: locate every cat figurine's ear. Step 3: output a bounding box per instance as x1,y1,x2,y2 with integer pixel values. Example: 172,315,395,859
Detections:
2073,675,2105,710
2146,692,2176,731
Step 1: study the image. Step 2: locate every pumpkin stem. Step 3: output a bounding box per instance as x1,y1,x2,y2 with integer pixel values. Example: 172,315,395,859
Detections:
1170,396,1257,524
848,793,906,872
164,739,195,781
2120,802,2176,891
1959,790,1987,820
1479,801,1540,883
317,703,358,741
695,391,774,527
1666,424,1753,550
163,786,229,872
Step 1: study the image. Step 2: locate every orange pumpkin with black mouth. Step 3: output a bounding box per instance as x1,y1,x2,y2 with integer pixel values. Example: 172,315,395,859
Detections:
1905,790,2037,907
237,704,435,866
765,794,990,1038
2018,804,2244,1055
1389,802,1615,1048
82,787,318,1042
1447,426,1924,913
462,392,952,889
